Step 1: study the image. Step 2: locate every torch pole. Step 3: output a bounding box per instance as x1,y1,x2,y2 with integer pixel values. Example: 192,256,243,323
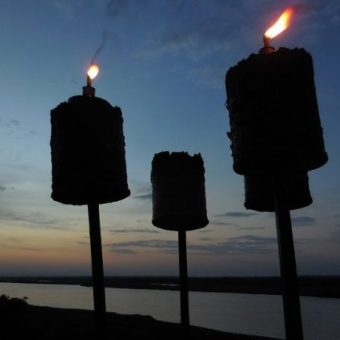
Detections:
178,229,190,330
88,203,106,330
273,177,304,340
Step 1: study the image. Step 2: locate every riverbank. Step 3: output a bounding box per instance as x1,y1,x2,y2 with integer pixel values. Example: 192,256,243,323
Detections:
1,295,277,340
1,275,340,298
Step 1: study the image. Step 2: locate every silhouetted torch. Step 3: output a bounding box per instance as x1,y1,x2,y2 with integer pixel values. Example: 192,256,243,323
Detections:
225,8,327,340
50,64,130,330
151,152,209,332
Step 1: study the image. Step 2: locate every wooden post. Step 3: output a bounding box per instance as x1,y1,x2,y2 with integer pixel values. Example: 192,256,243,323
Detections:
273,178,304,340
88,203,106,329
178,229,190,329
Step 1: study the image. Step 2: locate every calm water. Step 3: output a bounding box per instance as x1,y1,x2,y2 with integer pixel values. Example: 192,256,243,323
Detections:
1,282,340,339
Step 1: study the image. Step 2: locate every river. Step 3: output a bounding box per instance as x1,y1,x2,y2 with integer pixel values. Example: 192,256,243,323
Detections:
1,282,339,339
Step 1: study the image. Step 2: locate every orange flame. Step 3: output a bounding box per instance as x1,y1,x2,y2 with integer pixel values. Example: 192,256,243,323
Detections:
264,8,293,39
87,64,99,80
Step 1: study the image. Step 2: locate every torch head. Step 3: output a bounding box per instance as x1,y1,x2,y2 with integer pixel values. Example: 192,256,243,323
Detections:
259,35,275,54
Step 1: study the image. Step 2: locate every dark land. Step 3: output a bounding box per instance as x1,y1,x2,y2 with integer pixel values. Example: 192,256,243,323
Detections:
0,295,278,340
1,275,340,298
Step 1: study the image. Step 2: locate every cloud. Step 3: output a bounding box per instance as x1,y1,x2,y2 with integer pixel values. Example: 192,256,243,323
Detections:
186,235,277,256
209,220,238,227
0,185,6,191
78,241,89,246
142,1,243,59
136,219,148,224
129,180,152,200
106,235,277,256
9,119,20,126
0,118,22,136
111,248,137,255
100,0,340,92
138,0,340,88
0,238,47,252
239,226,267,231
109,228,159,233
0,208,67,230
291,216,316,227
107,239,178,255
112,239,178,249
217,212,256,218
0,242,45,252
133,192,152,200
200,237,212,241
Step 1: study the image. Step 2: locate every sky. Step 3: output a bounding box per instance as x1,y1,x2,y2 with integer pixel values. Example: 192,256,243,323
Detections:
0,0,339,277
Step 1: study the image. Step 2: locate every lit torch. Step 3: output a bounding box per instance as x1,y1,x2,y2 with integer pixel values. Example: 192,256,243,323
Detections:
83,64,100,97
51,59,130,330
262,7,294,54
225,6,328,340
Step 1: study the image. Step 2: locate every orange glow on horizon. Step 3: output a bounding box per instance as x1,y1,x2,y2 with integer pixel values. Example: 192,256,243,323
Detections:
264,8,294,40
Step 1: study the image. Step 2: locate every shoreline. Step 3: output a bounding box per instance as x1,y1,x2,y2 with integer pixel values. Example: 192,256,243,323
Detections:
1,275,340,298
1,296,278,340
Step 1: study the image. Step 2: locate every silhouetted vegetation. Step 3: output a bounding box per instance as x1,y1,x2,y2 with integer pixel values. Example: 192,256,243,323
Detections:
0,295,28,324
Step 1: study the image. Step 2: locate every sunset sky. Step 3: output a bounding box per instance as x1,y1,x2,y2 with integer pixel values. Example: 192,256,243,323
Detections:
0,0,339,277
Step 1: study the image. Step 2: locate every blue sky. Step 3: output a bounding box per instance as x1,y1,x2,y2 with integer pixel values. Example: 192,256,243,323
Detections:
0,0,339,276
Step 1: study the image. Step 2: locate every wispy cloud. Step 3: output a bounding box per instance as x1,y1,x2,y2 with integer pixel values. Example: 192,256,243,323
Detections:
106,239,178,255
187,235,277,256
200,237,212,241
140,1,340,87
109,228,159,234
142,1,244,59
0,118,22,136
106,235,277,256
8,119,20,126
111,248,138,255
217,212,256,218
239,226,267,231
0,208,67,230
78,241,89,246
0,242,45,252
209,220,238,227
291,216,316,227
133,192,152,200
0,237,47,252
129,180,152,201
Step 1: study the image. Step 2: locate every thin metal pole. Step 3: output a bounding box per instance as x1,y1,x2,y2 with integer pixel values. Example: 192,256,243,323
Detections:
178,229,190,329
88,203,106,329
273,178,304,340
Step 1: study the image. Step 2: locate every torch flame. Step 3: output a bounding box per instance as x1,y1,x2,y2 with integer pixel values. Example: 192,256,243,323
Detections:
87,64,99,80
264,8,293,39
